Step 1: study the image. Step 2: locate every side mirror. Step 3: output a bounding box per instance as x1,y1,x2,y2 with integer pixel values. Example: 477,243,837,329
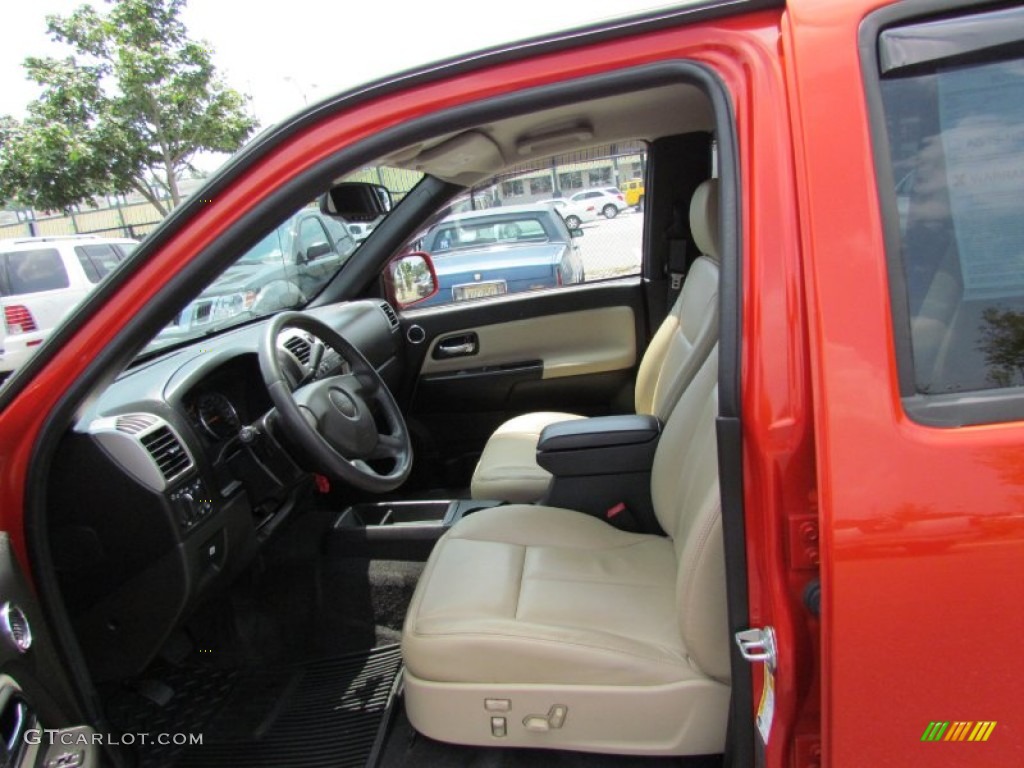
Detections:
320,182,392,221
569,227,584,238
384,251,439,309
304,241,333,262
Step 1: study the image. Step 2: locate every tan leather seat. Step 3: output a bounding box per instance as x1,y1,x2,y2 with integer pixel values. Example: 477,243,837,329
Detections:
402,347,729,755
471,180,720,502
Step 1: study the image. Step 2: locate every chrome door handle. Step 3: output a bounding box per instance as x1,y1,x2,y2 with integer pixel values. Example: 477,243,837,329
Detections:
434,333,479,359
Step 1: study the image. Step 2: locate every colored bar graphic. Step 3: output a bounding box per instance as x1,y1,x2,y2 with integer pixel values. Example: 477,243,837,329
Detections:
922,721,996,742
945,722,972,741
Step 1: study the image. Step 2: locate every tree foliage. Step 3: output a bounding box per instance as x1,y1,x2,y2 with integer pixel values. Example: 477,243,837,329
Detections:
0,0,257,215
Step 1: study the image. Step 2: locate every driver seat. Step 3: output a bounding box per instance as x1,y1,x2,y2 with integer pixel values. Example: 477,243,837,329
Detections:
401,346,729,755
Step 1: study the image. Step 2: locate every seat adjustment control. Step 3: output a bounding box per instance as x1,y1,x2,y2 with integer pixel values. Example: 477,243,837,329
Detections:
490,716,507,737
523,704,567,732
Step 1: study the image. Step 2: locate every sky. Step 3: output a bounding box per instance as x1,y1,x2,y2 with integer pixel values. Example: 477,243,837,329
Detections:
1,0,682,151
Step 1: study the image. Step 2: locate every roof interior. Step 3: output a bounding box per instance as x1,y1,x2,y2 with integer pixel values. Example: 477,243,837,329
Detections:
384,82,712,185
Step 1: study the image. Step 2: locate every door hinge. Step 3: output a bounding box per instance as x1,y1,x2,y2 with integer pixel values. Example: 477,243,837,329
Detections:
735,626,777,672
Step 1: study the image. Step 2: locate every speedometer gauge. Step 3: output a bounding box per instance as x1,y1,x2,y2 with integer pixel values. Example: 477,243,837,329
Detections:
195,392,241,440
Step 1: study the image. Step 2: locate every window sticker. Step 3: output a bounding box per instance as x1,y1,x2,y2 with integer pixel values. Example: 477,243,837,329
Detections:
938,60,1024,301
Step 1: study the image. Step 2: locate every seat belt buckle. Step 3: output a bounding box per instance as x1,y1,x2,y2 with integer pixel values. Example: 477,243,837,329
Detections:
670,273,684,290
606,502,627,519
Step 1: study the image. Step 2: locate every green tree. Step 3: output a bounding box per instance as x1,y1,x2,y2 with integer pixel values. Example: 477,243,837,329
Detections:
0,0,256,216
979,307,1024,387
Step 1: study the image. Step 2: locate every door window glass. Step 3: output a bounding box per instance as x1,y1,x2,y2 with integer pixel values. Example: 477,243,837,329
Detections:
878,13,1024,403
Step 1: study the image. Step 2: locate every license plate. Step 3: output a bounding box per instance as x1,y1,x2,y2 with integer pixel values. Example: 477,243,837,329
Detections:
453,280,507,301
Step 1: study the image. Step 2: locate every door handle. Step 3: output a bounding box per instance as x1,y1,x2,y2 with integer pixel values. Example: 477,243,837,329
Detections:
434,333,479,359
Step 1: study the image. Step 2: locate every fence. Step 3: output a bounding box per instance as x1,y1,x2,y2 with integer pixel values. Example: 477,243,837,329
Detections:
0,198,163,241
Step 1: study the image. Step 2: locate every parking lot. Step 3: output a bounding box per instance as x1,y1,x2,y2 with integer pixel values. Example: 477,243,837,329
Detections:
576,209,643,281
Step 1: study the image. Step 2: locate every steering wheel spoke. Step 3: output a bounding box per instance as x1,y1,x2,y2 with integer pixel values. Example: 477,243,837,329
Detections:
260,312,412,492
370,433,405,460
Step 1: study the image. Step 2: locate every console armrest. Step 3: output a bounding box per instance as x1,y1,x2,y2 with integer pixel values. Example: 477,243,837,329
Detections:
536,415,661,477
537,414,661,452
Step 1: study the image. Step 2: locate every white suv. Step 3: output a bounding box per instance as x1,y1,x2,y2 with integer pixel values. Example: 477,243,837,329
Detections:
1,235,138,382
568,188,627,218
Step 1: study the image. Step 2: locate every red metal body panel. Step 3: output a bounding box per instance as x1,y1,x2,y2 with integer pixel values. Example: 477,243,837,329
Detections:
788,0,1024,765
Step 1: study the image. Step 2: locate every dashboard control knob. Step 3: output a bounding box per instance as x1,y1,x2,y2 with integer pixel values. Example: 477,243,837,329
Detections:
239,425,257,444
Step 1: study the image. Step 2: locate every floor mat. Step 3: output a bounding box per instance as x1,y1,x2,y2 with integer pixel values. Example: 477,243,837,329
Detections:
107,645,403,768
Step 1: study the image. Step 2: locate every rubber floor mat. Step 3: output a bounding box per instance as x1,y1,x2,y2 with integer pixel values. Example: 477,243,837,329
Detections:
108,645,403,768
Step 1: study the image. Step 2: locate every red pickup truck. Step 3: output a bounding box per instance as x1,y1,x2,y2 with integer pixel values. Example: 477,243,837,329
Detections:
0,1,1021,767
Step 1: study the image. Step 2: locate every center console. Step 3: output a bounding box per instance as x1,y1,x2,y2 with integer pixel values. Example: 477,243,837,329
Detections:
537,414,662,533
326,499,504,559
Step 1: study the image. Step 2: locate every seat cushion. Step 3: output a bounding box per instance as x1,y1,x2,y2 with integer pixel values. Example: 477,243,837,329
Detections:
469,412,584,502
403,505,703,687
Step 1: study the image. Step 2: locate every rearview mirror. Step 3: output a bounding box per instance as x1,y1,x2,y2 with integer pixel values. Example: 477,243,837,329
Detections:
384,251,439,309
320,182,392,221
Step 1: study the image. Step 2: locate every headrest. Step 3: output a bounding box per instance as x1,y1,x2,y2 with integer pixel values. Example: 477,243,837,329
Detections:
689,179,720,261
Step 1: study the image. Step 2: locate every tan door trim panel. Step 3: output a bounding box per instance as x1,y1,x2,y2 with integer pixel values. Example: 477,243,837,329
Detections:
421,306,636,379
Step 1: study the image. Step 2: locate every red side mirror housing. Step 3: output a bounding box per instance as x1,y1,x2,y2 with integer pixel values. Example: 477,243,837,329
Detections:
384,251,439,309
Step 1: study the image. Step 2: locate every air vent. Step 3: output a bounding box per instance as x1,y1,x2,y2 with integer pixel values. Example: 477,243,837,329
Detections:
0,603,31,654
379,301,400,330
284,335,311,365
91,414,194,492
141,426,192,482
115,414,157,434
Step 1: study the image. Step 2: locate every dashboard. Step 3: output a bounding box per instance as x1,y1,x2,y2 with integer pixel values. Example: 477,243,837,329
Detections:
45,300,403,682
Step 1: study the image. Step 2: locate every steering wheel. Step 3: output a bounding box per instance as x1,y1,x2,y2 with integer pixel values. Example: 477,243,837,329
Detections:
259,311,412,492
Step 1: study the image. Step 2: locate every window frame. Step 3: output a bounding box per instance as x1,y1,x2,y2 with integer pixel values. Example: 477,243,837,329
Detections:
861,0,1024,427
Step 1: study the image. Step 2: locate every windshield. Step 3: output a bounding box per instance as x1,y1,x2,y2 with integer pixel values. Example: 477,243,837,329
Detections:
143,167,422,356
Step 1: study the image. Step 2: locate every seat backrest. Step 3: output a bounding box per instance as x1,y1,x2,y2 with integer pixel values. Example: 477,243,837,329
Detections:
650,345,730,683
634,179,720,420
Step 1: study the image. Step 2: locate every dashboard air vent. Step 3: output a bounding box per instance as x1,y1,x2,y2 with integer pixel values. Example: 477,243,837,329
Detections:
284,335,311,365
0,603,31,653
115,414,157,434
141,426,192,482
379,301,400,330
90,414,194,492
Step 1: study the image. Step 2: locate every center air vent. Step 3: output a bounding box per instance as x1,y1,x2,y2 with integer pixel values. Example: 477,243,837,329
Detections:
379,301,400,330
284,335,312,365
90,413,194,492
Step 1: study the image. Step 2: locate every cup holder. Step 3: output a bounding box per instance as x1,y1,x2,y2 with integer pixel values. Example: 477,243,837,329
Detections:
338,500,453,528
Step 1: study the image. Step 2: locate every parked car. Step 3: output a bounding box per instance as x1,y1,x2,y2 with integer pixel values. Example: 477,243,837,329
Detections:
622,178,645,209
569,187,626,217
414,203,585,307
161,209,356,338
2,3,1024,768
535,197,598,228
0,235,137,383
345,215,382,244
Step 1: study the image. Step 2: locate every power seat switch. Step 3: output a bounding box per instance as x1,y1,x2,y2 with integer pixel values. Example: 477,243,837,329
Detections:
490,716,507,737
523,704,568,733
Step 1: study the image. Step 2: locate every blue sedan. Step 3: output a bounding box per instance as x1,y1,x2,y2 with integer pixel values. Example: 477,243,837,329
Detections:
415,204,585,307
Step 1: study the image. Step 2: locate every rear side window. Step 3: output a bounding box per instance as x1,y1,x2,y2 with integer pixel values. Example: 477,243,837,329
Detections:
0,249,70,296
873,7,1024,423
75,244,126,284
